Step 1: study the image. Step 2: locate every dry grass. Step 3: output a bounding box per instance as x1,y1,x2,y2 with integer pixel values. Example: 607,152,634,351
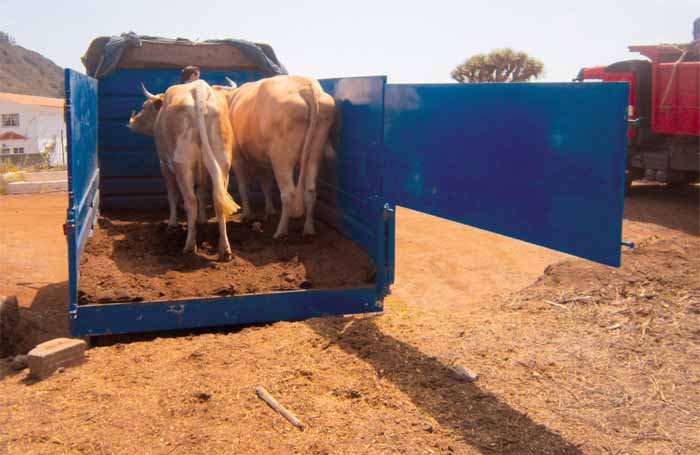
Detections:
501,237,700,454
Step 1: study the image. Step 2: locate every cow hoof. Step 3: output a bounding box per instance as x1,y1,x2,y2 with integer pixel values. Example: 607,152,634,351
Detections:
302,226,316,237
166,224,179,234
272,232,288,241
218,251,233,262
182,246,197,256
240,211,254,223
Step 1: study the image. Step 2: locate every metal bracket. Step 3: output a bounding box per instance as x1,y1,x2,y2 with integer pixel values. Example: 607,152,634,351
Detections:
383,203,394,221
621,241,636,249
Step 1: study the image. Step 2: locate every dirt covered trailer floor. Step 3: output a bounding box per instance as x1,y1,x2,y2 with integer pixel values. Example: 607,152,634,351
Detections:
78,213,376,304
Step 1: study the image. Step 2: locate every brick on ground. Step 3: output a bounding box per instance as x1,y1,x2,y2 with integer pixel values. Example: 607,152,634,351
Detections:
27,338,87,380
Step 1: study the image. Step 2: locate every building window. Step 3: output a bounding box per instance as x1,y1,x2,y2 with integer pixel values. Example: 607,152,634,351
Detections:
12,147,24,154
1,147,9,154
1,113,19,127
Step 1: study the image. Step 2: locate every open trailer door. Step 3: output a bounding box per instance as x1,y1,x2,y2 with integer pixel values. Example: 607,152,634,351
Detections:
383,82,629,267
64,69,99,321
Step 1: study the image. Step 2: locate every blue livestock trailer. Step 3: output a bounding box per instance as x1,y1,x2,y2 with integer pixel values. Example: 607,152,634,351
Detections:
64,62,628,336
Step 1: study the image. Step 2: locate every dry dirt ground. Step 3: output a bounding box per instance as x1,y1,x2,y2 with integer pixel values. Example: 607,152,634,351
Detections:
0,184,698,455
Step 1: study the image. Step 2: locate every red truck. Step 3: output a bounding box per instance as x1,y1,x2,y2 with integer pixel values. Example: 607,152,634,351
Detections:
575,24,699,190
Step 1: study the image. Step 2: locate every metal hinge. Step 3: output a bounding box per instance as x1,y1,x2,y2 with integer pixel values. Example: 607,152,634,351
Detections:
383,203,394,221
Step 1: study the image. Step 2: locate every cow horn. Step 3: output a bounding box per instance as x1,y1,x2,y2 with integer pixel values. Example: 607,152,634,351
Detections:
225,77,238,88
141,82,158,100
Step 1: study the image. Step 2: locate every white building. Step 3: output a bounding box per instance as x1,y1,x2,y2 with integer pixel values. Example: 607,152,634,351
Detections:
0,92,66,167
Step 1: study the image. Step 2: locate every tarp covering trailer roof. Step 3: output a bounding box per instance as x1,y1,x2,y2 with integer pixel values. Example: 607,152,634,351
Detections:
81,32,288,79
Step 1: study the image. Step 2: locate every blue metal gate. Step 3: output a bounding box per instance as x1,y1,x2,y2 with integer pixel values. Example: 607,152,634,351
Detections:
64,70,99,326
383,82,628,266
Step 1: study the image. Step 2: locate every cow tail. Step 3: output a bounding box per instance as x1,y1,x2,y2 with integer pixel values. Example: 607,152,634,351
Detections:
291,81,320,218
193,83,240,216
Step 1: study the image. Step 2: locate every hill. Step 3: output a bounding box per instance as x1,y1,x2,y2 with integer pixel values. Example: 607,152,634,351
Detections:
0,32,64,98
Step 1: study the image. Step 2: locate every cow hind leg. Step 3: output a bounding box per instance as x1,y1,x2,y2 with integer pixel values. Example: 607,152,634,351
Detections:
196,163,208,224
175,165,199,255
231,148,253,222
161,164,180,231
302,117,332,236
211,157,233,262
271,160,296,239
260,171,277,220
212,179,233,262
302,161,320,236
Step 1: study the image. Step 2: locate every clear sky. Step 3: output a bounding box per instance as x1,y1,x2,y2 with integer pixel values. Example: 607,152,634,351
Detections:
2,0,697,82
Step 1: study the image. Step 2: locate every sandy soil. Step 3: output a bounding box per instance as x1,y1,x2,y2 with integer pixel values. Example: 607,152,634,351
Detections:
78,214,375,304
0,183,698,455
0,192,69,353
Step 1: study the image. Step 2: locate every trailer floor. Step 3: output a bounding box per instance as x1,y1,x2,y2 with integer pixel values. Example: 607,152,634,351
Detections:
78,213,376,304
1,183,699,455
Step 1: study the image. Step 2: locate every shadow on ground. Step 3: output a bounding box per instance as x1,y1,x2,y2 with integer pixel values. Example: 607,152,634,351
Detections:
0,281,70,380
13,281,70,355
307,316,583,455
624,184,699,235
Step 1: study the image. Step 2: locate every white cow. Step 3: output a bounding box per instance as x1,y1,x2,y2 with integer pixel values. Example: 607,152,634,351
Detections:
128,79,239,261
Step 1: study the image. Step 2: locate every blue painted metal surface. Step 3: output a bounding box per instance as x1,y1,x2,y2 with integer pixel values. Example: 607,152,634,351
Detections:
73,287,381,336
65,69,99,321
317,77,387,286
383,82,628,266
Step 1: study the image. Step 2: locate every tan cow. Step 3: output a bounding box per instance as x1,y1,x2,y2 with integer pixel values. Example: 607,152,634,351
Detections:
215,75,336,239
128,79,240,261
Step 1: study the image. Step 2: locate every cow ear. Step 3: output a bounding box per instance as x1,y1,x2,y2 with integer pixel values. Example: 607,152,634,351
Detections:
153,97,164,111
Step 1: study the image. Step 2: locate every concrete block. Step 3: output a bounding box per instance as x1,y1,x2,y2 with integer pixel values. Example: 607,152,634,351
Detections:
5,180,68,194
27,338,87,380
23,170,67,182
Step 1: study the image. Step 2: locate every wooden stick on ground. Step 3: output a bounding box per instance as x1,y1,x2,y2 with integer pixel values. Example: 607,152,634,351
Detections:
255,385,305,430
544,300,568,309
561,296,594,303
